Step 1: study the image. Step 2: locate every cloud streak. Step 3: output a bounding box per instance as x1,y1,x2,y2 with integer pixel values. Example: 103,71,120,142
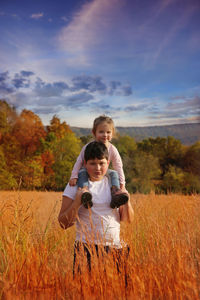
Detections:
58,0,200,74
58,0,127,66
30,13,44,20
59,0,123,51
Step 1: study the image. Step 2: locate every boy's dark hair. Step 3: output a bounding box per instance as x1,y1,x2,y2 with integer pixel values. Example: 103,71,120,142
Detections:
84,141,109,162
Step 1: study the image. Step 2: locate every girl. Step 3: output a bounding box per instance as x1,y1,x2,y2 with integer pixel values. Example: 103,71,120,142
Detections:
69,115,129,209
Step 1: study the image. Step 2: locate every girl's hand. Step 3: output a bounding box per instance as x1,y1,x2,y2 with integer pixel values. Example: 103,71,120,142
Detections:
69,178,77,186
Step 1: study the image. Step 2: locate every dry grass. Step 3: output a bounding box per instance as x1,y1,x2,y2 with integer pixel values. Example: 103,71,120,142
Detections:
0,191,200,299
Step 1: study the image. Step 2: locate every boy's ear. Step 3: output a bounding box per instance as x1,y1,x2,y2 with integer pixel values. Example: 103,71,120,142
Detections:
83,160,86,167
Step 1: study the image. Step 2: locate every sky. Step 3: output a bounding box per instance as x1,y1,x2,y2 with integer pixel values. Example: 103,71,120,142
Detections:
0,0,200,127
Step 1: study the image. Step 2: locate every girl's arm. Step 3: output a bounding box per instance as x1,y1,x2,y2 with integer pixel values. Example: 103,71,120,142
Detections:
70,145,86,180
109,144,126,187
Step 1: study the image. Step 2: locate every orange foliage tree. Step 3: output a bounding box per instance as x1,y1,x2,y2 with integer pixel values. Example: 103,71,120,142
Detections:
12,110,46,157
47,115,72,139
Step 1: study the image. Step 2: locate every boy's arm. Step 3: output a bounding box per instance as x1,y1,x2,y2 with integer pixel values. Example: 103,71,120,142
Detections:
58,189,82,229
119,195,134,223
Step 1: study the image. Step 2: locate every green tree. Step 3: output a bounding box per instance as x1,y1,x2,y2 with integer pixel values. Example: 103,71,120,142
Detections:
183,141,200,176
0,146,17,189
80,135,93,145
132,152,161,194
51,132,81,190
112,135,137,159
182,172,200,194
162,165,185,193
137,136,184,175
112,135,137,192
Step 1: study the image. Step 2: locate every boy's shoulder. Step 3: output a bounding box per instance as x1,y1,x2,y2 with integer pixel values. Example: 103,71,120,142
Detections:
63,183,78,199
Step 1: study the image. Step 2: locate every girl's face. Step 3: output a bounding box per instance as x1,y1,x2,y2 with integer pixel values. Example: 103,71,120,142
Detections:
94,122,113,145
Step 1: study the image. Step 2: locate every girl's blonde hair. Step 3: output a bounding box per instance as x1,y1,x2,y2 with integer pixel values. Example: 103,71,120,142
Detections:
92,115,115,135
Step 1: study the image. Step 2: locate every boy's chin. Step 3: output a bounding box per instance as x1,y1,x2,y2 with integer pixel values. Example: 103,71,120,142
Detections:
90,174,104,181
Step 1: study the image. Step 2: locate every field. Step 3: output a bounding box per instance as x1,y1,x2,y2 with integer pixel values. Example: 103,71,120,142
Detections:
0,191,200,299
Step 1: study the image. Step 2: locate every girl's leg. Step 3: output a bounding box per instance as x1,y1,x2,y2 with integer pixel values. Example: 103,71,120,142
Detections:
77,168,93,209
107,169,120,189
107,169,129,209
77,168,89,188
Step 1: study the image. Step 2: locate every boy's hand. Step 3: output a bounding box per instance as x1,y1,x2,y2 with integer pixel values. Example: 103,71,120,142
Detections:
74,187,83,206
69,178,77,186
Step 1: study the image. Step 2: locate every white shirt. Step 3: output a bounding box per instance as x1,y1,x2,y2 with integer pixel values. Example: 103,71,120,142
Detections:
63,176,122,248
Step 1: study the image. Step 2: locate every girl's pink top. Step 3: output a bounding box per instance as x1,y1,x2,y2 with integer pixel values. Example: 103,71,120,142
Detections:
70,142,125,185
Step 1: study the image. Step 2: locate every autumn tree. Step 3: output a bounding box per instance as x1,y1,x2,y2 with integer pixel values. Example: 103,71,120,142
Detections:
39,116,81,190
0,100,17,142
47,115,72,139
21,156,43,189
12,109,46,158
0,130,27,188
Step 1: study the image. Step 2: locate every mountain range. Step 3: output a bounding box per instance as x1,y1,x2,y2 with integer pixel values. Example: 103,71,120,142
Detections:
71,123,200,145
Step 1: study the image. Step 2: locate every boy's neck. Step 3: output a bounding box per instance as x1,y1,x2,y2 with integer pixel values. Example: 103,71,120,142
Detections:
89,176,104,182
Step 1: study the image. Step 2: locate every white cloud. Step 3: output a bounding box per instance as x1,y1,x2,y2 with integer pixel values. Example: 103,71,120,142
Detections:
61,16,68,22
30,13,44,20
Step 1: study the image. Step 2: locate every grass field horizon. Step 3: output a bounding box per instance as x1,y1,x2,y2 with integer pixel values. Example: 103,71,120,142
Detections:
0,191,200,299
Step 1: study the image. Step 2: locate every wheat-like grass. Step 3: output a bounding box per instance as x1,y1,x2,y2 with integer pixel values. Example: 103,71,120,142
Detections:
0,191,200,299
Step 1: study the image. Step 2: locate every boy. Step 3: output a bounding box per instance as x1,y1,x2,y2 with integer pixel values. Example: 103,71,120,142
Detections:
58,141,134,272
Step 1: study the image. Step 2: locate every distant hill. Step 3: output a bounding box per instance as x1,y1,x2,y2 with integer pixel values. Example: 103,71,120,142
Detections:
70,123,200,145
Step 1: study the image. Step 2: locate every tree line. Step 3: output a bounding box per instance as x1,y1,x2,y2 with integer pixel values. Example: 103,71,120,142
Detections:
0,100,200,194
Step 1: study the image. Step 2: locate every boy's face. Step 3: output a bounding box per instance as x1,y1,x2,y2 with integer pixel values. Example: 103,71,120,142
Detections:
84,157,109,181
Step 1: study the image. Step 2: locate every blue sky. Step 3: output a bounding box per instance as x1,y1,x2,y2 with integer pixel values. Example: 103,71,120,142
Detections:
0,0,200,127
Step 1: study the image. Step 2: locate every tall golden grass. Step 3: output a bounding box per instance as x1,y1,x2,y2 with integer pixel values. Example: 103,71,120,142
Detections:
0,191,200,299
